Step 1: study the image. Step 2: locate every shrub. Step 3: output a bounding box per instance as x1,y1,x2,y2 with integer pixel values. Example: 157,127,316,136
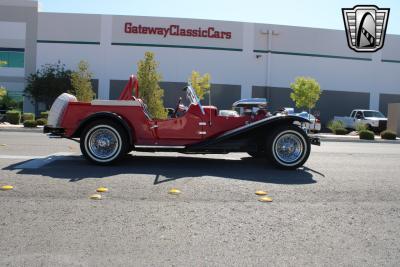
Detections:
327,120,345,133
359,130,375,140
6,110,21,124
23,120,37,128
40,111,49,119
334,128,348,135
380,130,397,140
355,122,368,132
22,112,35,122
36,118,47,126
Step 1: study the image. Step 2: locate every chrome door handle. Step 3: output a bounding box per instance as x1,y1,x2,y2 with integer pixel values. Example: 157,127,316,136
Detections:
150,125,158,129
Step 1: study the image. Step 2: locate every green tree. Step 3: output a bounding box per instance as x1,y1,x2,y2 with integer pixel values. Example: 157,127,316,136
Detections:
290,77,322,116
137,52,167,119
0,86,6,99
0,87,18,110
70,60,95,102
25,61,72,110
188,71,211,100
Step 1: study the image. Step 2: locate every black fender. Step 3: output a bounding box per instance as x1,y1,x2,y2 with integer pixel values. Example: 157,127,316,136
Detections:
72,112,134,145
186,115,310,151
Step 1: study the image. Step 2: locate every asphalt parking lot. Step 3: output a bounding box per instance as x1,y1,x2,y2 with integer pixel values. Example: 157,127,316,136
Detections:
0,131,400,266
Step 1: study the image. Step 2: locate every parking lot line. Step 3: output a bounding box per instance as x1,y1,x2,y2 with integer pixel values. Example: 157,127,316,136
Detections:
9,152,77,169
0,155,36,160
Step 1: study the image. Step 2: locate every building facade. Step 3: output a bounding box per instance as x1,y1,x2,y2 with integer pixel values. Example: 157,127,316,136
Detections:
1,0,399,124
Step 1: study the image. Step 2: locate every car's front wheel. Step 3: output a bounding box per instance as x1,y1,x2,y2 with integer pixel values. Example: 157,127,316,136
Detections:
80,120,128,165
266,125,310,169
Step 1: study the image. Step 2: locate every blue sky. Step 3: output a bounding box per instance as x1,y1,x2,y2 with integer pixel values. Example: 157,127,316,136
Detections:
39,0,399,34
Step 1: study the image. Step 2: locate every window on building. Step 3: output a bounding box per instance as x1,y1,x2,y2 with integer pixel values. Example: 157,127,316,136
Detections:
0,50,25,68
7,91,24,102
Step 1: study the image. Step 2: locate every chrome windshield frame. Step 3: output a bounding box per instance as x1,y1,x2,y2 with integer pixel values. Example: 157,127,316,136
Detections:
186,85,205,115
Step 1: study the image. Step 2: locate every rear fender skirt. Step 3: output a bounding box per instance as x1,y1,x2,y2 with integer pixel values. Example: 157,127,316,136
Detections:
72,112,134,145
186,115,310,151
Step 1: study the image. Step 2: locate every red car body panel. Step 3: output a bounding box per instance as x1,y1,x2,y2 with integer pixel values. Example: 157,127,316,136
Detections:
56,75,293,147
60,100,252,146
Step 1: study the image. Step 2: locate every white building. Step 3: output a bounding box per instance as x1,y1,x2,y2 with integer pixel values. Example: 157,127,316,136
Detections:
1,0,399,124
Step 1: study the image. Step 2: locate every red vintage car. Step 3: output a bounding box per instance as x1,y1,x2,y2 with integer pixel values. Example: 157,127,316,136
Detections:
44,75,320,169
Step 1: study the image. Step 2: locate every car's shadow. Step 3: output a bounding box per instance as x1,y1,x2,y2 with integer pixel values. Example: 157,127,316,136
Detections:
3,154,322,185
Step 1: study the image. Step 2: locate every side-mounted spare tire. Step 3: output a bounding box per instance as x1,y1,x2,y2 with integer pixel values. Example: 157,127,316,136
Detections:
266,125,310,169
80,119,129,165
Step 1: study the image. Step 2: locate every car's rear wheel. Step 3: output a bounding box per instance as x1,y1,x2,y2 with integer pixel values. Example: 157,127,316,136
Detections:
266,125,310,169
80,120,128,165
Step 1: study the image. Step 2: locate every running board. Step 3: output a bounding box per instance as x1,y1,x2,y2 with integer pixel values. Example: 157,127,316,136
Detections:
134,145,186,152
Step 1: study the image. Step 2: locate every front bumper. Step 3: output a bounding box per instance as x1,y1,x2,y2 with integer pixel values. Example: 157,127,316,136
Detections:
309,136,321,146
372,120,387,133
43,125,65,136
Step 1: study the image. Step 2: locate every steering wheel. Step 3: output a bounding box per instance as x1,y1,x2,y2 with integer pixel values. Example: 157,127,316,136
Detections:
173,97,183,118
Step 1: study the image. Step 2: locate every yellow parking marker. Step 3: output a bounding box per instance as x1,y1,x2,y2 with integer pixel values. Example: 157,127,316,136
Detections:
0,185,14,191
258,196,273,202
168,188,181,195
90,194,102,200
255,190,268,196
0,144,6,146
96,187,108,193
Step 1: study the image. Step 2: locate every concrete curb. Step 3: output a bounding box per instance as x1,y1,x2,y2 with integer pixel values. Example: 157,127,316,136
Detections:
315,135,400,144
0,126,43,133
318,137,400,144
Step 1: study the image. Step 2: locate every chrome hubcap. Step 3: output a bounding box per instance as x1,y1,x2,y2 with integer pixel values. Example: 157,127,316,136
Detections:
274,133,303,163
88,128,119,159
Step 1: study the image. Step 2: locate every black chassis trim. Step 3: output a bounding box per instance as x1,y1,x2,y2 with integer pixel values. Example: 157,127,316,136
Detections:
185,115,312,152
309,136,321,146
71,112,134,146
43,125,65,136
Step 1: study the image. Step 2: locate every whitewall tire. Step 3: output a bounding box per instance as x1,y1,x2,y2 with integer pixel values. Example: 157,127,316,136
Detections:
267,125,310,169
80,120,128,165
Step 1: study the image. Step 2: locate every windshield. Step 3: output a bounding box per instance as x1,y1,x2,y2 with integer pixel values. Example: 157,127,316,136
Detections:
297,112,315,120
363,111,385,118
186,86,205,114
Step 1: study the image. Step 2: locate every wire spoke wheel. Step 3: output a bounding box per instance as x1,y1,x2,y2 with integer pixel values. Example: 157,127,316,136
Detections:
268,126,311,169
274,133,303,163
88,128,119,159
81,121,127,165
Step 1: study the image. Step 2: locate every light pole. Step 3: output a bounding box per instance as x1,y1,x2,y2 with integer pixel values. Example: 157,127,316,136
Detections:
265,30,279,102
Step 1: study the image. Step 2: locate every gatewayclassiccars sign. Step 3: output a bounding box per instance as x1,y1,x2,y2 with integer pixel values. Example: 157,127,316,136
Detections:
112,16,242,50
124,22,232,39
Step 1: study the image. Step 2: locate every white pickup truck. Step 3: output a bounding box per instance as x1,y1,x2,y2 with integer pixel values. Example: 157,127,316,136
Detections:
334,109,387,132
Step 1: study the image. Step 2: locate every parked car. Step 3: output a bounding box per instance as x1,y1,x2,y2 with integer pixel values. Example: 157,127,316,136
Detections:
44,75,320,169
295,112,321,133
231,98,269,117
272,108,320,133
334,109,387,132
272,107,294,116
